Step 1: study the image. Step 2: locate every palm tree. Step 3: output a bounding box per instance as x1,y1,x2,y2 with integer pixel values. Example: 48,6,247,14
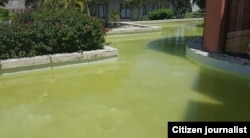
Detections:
119,0,156,20
80,0,101,16
0,2,12,22
192,0,206,11
63,0,85,11
44,0,62,8
25,0,104,19
64,0,93,16
25,0,43,9
170,0,191,18
0,0,9,7
43,0,90,15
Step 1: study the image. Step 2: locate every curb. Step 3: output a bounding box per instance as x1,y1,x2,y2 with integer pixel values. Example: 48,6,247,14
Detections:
125,18,204,24
0,46,118,74
186,38,250,78
107,22,161,35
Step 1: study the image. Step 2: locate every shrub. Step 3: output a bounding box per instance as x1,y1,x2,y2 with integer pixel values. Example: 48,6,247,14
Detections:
0,8,12,22
110,9,121,22
0,8,107,60
148,8,174,20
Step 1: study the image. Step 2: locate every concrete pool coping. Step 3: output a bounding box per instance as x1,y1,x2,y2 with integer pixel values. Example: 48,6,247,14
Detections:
186,38,250,77
106,18,203,35
0,46,118,75
107,22,161,35
127,18,204,24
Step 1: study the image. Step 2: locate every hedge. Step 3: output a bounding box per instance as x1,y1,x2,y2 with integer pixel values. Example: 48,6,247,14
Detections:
148,8,174,20
0,8,108,60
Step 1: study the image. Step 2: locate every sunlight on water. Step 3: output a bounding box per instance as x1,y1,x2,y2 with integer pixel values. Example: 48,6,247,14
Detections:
0,21,250,138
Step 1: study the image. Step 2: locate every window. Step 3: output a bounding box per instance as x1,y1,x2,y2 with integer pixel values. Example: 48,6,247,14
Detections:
167,3,170,8
143,9,147,16
98,4,105,18
120,4,131,19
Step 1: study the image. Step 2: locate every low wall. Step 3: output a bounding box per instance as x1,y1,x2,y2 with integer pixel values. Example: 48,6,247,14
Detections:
107,22,161,35
0,46,118,74
127,18,204,24
186,38,250,78
107,18,203,35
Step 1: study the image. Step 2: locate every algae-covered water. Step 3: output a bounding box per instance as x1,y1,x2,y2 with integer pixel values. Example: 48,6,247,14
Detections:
0,21,250,138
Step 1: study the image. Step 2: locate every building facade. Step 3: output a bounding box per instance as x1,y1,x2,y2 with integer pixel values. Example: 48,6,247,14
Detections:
203,0,250,57
3,0,173,21
94,0,173,22
5,0,26,12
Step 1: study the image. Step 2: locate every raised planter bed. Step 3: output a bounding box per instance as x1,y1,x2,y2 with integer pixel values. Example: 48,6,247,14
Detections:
0,46,118,74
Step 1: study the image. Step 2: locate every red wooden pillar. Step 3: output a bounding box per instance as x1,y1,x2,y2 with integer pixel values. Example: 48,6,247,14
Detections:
203,0,227,53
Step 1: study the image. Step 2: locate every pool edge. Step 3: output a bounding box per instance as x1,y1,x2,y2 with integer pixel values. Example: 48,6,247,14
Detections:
0,46,118,75
186,38,250,79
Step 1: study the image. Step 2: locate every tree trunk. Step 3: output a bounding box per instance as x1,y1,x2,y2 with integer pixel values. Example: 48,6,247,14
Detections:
137,6,140,20
176,8,180,18
86,2,90,16
105,0,109,26
142,2,146,20
96,0,98,17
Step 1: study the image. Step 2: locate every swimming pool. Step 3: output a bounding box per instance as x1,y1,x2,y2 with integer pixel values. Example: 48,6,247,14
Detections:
0,21,249,138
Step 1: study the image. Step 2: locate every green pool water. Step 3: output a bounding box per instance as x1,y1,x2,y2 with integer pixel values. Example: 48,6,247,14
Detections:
0,21,250,138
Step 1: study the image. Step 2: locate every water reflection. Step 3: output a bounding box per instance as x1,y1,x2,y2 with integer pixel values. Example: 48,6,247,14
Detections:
148,35,199,57
149,24,202,57
148,23,250,121
1,21,249,138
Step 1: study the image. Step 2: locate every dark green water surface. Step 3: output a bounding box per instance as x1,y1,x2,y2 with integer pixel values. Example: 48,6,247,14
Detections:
0,21,249,138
